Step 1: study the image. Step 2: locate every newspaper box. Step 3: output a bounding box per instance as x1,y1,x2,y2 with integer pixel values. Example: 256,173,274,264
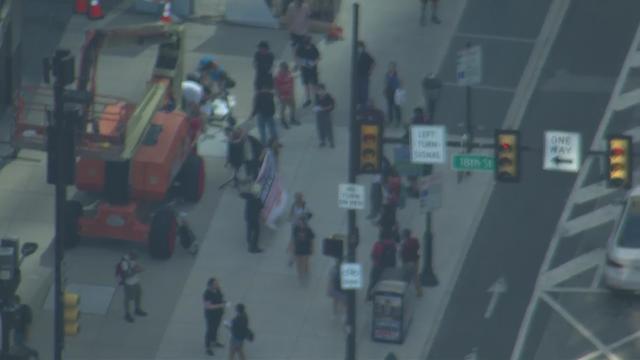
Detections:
371,269,415,344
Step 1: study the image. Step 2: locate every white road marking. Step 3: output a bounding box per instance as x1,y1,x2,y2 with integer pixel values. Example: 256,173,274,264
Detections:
590,257,605,289
561,204,621,238
623,126,640,142
541,293,622,360
539,248,605,288
464,348,479,360
444,82,514,92
546,287,609,293
503,0,571,130
629,51,640,68
484,277,507,319
612,87,640,111
578,330,640,360
512,14,640,360
456,32,536,43
573,181,616,205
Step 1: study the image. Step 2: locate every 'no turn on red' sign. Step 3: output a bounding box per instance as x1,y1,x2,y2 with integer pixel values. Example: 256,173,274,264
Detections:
338,183,365,210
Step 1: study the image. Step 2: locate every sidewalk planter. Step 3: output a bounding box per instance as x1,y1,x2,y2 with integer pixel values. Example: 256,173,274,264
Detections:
371,268,416,344
133,0,194,19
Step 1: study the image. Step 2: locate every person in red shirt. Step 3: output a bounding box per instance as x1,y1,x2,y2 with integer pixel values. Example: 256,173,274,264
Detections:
274,62,300,127
366,236,397,300
401,229,423,297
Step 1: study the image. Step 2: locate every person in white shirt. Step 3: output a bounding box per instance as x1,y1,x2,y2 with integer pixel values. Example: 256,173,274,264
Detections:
182,73,205,117
286,0,311,51
119,252,148,323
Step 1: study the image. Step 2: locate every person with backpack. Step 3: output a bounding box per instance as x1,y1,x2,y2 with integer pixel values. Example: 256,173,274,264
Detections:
401,229,423,297
253,41,275,91
288,219,315,283
366,236,397,300
383,62,401,126
116,252,148,323
12,296,39,359
378,167,402,232
229,303,254,360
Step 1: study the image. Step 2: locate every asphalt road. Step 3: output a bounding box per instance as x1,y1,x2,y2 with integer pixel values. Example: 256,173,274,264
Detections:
427,0,640,359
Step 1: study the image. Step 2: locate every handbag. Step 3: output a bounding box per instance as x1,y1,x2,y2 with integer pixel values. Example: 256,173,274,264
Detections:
394,88,406,105
246,328,255,342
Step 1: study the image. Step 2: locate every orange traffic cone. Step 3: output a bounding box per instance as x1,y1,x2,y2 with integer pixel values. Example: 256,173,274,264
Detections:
74,0,89,14
160,1,172,24
88,0,104,20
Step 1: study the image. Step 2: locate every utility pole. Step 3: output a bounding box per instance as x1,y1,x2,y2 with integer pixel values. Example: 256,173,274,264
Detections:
44,49,76,360
346,3,359,360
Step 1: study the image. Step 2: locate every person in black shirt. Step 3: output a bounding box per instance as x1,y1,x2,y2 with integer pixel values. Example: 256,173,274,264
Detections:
314,83,335,148
356,41,375,107
229,303,253,360
295,35,320,107
203,278,226,356
289,219,315,282
240,184,264,253
254,41,275,91
250,84,278,145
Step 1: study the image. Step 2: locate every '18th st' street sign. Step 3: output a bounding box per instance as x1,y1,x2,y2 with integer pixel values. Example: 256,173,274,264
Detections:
452,154,495,172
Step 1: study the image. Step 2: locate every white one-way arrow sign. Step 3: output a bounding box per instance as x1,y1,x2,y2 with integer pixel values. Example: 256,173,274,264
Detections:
484,277,507,319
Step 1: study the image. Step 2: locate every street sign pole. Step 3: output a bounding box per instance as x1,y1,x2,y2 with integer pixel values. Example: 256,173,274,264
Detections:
421,210,438,286
346,4,359,360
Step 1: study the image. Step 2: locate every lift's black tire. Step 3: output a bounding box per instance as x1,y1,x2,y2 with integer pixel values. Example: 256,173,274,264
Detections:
64,201,83,249
178,153,205,202
148,208,176,259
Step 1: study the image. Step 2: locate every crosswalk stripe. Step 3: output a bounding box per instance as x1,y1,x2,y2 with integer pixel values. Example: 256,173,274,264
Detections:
561,204,622,238
573,181,616,205
540,248,605,288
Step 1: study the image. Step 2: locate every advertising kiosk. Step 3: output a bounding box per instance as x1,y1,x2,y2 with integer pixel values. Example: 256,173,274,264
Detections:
371,269,415,344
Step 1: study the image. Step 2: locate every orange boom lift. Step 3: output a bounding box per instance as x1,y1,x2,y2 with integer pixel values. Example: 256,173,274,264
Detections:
13,23,204,259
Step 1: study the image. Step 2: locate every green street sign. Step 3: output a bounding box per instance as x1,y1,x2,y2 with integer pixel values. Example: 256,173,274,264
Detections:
452,154,495,171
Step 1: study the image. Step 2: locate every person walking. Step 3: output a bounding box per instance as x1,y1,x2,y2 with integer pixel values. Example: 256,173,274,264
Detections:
367,156,391,220
356,41,375,107
286,0,311,52
229,303,254,360
314,83,335,148
295,35,320,107
274,62,299,127
383,62,401,126
288,219,315,282
422,72,443,121
289,192,312,225
420,0,441,26
401,229,423,297
366,236,397,300
377,167,402,231
117,252,148,323
250,84,279,145
253,41,275,91
204,278,227,356
239,184,264,253
327,259,347,317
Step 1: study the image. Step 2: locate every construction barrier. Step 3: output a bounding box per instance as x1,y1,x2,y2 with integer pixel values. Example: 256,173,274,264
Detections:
88,0,104,20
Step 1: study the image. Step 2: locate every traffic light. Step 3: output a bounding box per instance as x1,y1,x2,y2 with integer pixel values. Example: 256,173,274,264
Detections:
494,130,521,182
64,291,80,336
357,123,382,174
607,135,632,189
323,234,345,259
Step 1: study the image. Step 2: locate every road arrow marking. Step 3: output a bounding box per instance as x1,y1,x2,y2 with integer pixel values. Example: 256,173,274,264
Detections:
464,347,479,360
484,277,507,319
552,155,573,165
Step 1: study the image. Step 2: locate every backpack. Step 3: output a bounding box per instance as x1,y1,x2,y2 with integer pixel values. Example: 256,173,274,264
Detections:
379,241,397,268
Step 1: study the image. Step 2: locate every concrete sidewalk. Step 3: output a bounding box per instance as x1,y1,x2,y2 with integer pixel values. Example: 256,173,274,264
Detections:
153,0,497,359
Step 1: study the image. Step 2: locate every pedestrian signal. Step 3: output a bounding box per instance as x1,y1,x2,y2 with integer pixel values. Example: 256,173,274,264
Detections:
607,135,632,189
494,130,521,182
357,123,382,174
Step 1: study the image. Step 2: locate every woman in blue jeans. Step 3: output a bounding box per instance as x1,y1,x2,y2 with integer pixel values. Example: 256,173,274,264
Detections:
250,83,279,145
